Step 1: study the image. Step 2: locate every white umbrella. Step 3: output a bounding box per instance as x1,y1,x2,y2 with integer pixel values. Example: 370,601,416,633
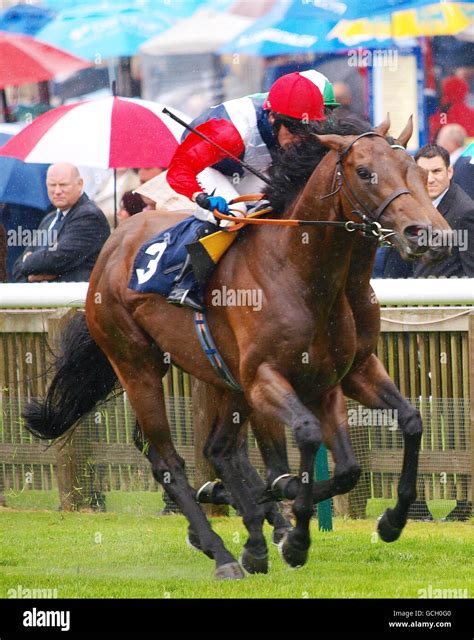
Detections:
139,8,253,55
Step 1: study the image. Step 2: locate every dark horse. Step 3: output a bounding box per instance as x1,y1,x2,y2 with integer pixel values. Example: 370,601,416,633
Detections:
25,117,451,580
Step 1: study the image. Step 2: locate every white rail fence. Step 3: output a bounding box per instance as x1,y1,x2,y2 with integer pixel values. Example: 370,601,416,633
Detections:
1,279,474,308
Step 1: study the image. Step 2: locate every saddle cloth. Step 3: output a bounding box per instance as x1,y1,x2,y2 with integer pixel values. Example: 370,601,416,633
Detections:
128,207,269,295
128,216,202,295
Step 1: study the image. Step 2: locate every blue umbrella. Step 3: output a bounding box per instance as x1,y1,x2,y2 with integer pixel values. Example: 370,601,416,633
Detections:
0,4,55,36
0,157,51,210
36,0,203,60
220,0,397,56
0,133,50,210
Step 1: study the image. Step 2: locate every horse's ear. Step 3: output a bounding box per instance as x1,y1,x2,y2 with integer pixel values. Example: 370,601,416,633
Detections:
374,114,391,136
313,133,347,152
395,115,413,148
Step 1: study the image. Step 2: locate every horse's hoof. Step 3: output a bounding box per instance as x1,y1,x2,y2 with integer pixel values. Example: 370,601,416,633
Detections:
278,532,308,568
378,509,403,543
215,562,245,580
271,525,293,547
240,548,269,575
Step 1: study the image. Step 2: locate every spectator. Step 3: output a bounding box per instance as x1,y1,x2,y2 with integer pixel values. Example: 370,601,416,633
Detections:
1,203,49,281
413,144,474,278
429,76,474,140
452,154,474,200
94,168,140,228
134,170,194,212
332,81,368,125
411,151,473,522
435,123,467,167
118,190,145,223
13,162,110,283
436,124,474,200
137,167,165,210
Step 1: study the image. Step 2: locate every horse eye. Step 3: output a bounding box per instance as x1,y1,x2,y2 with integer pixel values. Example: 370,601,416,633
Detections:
356,167,371,180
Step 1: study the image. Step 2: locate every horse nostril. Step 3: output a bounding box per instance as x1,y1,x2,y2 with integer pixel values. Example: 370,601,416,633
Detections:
403,225,427,242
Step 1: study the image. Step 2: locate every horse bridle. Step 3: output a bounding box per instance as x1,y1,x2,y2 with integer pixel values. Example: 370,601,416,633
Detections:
212,131,410,241
324,131,410,241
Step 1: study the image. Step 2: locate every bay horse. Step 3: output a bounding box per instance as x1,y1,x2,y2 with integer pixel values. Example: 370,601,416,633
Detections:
24,116,452,580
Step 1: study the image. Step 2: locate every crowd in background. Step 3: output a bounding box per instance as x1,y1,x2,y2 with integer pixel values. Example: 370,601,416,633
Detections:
0,65,473,284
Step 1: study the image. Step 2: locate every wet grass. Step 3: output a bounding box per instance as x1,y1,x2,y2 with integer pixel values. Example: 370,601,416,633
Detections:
1,505,472,599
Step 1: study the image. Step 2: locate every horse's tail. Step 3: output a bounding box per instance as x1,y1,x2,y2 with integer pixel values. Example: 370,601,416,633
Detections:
23,312,119,440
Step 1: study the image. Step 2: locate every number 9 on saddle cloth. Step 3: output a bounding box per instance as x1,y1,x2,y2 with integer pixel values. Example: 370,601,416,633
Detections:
128,216,218,297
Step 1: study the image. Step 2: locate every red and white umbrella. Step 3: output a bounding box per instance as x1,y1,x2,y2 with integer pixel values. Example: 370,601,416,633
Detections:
0,96,189,168
0,31,92,89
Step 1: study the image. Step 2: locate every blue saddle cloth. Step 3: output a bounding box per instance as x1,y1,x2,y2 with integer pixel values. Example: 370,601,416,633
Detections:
128,216,203,295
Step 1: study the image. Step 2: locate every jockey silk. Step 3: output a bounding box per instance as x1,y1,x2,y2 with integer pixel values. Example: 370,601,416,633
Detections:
166,93,277,200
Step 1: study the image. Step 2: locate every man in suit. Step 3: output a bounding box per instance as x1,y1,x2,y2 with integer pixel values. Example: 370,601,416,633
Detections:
452,155,474,200
411,144,473,522
413,144,474,278
13,163,110,283
435,124,474,200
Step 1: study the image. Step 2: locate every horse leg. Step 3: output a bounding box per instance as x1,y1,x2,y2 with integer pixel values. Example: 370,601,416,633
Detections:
191,396,292,546
309,387,361,504
204,393,270,574
230,418,293,545
107,354,243,579
342,354,422,542
248,365,322,568
247,413,294,543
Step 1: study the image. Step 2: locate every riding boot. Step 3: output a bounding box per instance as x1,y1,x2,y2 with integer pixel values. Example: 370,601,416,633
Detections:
167,254,204,311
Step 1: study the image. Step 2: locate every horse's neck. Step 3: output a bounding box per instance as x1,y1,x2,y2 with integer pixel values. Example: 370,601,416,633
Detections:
278,152,356,294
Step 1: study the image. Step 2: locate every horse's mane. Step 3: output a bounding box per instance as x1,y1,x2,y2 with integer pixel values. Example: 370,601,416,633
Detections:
266,116,375,212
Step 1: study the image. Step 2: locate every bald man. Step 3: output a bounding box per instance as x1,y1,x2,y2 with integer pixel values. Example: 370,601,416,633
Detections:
436,124,467,166
13,163,110,282
435,124,474,200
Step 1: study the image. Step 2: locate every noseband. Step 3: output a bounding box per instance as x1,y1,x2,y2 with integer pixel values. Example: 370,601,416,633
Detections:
325,131,410,241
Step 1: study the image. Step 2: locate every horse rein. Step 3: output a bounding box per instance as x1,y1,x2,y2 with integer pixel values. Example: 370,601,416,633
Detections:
213,132,410,242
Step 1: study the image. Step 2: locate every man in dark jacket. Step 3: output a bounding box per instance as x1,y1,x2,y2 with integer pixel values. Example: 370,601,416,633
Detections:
452,155,474,200
13,163,109,282
410,144,473,523
413,144,474,278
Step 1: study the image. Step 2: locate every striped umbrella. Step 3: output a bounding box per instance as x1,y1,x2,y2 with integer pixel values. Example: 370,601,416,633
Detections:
0,96,188,169
329,2,474,44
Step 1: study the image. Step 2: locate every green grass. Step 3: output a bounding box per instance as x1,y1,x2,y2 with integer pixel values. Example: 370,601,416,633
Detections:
3,489,459,521
1,505,472,598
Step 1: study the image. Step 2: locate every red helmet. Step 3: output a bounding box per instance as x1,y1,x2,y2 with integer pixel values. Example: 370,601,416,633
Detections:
263,72,326,122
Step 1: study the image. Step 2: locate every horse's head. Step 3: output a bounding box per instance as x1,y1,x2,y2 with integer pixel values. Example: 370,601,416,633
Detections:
314,116,453,262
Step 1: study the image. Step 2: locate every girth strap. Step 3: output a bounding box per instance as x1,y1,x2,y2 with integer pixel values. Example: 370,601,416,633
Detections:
194,311,242,392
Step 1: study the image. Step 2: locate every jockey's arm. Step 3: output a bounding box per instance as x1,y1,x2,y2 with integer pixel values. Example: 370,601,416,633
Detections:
166,119,245,203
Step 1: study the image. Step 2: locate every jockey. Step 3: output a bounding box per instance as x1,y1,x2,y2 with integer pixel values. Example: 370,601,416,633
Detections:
166,70,338,309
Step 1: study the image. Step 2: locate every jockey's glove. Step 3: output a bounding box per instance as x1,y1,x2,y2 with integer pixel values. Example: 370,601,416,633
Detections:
195,193,230,214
